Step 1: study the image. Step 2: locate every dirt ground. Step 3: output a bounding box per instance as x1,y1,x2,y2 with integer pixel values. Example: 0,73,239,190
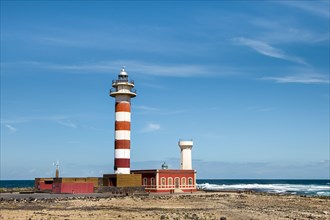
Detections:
0,191,329,219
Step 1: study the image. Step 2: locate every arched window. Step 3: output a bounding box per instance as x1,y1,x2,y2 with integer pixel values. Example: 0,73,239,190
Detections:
151,177,155,187
143,178,148,186
181,177,186,187
174,177,180,188
161,177,166,188
168,177,173,188
188,177,193,186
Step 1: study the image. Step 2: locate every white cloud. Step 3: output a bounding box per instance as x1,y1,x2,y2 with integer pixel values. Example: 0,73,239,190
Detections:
2,60,214,77
5,124,17,132
261,68,329,84
141,122,161,133
279,1,330,18
56,120,77,128
134,105,159,111
2,115,78,128
251,19,329,44
1,115,66,124
233,37,307,65
262,75,329,84
53,60,211,77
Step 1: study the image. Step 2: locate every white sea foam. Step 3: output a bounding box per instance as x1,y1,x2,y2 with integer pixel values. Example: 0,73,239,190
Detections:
317,191,330,196
197,183,330,196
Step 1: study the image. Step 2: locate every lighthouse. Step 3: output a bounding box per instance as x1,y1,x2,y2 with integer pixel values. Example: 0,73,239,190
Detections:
178,140,193,170
110,67,136,174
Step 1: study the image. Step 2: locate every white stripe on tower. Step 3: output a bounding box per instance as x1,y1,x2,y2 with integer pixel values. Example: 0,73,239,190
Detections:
114,100,131,174
115,112,131,122
115,149,130,159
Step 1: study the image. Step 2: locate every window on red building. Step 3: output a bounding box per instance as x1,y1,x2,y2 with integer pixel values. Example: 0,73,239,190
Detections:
151,177,155,187
175,177,180,188
188,177,193,186
182,177,186,187
168,177,173,188
161,177,166,187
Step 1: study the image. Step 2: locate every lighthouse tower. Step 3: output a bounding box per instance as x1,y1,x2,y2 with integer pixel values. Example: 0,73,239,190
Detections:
178,140,193,170
110,67,136,174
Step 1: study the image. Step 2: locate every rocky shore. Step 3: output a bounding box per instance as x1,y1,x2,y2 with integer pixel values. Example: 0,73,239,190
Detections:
0,191,329,219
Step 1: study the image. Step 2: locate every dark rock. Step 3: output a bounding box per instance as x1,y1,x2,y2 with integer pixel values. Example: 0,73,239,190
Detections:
160,215,166,219
192,213,198,220
220,217,227,220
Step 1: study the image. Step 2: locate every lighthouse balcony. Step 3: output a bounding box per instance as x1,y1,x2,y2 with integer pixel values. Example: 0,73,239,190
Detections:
110,88,137,97
112,79,134,87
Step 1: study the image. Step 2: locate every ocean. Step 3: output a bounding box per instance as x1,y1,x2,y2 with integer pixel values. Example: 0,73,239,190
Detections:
0,179,329,196
197,179,330,197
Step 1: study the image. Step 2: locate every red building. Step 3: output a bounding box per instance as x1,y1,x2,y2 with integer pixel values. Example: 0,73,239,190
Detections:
52,182,94,194
35,178,53,192
35,177,101,194
132,169,197,193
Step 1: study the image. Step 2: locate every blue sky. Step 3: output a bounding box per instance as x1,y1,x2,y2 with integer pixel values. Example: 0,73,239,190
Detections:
1,1,329,180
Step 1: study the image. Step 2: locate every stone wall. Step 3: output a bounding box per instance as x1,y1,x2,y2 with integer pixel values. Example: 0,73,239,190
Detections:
96,186,146,195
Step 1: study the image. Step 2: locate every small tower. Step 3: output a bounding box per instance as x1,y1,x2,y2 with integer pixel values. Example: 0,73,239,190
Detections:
110,67,136,174
178,140,193,170
161,162,168,170
54,161,59,178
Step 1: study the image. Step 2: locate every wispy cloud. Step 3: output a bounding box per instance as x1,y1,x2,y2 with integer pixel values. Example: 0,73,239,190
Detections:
262,75,329,84
53,60,211,77
2,60,213,77
141,122,161,133
5,124,17,132
233,37,307,65
251,19,329,44
261,68,329,84
56,120,77,129
1,115,78,128
134,105,159,111
1,115,65,124
279,1,330,18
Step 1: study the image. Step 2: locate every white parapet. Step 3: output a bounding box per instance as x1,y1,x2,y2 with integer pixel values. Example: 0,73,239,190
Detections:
178,140,193,170
115,168,130,174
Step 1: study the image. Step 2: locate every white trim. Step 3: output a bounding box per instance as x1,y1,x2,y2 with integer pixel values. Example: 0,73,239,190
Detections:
115,149,130,159
156,171,159,190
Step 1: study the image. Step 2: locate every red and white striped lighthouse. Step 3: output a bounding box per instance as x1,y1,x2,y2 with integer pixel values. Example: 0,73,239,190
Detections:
110,67,136,174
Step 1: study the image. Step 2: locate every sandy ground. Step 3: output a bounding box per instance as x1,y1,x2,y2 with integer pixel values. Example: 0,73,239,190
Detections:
0,191,329,220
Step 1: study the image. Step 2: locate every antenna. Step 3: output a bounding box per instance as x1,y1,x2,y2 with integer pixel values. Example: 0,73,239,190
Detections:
53,160,59,169
53,160,60,178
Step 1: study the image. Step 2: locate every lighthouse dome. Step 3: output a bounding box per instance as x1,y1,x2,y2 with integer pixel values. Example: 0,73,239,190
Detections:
119,67,128,76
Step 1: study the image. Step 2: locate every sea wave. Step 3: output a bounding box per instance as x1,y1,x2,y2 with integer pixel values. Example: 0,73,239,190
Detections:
197,183,330,196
